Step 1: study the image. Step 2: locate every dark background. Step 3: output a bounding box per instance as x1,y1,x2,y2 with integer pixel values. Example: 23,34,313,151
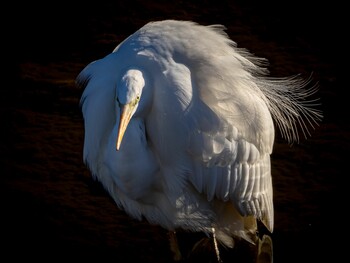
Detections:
2,1,345,262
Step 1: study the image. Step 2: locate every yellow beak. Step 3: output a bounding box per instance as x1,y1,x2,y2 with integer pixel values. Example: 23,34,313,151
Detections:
116,103,135,151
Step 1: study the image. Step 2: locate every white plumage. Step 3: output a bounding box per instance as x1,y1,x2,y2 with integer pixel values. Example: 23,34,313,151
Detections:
77,20,321,258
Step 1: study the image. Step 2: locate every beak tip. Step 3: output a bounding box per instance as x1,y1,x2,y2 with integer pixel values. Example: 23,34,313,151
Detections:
116,142,121,151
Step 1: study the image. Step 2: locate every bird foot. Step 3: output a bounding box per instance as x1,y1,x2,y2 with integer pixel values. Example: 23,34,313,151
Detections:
256,234,273,263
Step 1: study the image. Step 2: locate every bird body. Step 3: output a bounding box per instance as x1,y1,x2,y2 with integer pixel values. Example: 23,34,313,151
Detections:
77,20,321,254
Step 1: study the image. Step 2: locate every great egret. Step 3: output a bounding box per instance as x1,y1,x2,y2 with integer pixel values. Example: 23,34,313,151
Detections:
77,20,321,262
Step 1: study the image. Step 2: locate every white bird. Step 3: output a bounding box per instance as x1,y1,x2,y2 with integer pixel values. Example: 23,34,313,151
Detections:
77,20,321,262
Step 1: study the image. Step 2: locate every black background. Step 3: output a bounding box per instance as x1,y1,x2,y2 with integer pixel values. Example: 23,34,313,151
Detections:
2,1,345,262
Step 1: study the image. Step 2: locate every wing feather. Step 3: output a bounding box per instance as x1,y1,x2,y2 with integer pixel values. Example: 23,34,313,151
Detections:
245,164,256,201
239,163,250,200
206,167,217,201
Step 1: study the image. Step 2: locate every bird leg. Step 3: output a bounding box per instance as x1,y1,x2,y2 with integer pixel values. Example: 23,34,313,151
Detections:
256,234,273,263
168,230,182,261
211,227,223,263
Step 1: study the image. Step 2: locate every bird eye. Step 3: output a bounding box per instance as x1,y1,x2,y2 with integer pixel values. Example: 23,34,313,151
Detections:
136,96,140,101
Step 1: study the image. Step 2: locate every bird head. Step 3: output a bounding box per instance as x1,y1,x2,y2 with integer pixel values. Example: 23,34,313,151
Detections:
116,69,145,150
